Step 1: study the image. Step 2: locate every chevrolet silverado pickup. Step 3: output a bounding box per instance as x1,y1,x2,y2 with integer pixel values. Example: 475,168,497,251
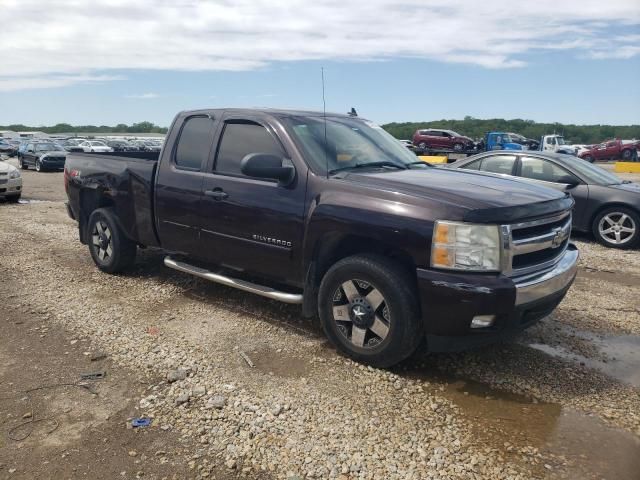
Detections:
65,108,579,367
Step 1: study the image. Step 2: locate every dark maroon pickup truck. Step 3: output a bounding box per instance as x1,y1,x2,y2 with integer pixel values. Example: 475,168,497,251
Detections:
65,108,578,367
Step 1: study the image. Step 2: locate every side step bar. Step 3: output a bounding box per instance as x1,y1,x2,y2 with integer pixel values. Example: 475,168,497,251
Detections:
164,256,303,304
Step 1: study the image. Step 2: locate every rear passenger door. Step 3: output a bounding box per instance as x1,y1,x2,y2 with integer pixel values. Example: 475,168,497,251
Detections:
155,114,217,254
198,114,306,285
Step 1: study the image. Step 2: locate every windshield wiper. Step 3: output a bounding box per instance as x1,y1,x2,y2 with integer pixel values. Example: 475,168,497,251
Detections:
328,161,408,175
405,161,433,168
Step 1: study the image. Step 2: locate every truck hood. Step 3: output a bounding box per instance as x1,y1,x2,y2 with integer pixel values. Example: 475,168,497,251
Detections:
346,167,569,221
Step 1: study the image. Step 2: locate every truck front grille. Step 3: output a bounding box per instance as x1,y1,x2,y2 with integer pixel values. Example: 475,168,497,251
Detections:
503,211,572,279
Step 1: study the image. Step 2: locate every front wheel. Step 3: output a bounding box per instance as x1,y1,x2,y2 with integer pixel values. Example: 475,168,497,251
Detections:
35,159,42,172
621,149,633,161
6,194,21,203
318,254,423,368
19,157,27,169
453,143,464,151
417,142,428,150
582,155,594,163
592,207,639,249
87,208,137,273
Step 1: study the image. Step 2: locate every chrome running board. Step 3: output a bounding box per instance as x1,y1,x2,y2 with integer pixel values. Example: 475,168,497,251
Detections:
164,256,303,304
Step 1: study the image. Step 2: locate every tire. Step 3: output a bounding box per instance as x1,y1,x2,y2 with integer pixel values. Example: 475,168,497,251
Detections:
87,208,137,273
6,194,21,203
453,143,464,151
318,254,423,368
418,142,428,150
621,149,632,161
592,207,639,249
19,157,27,169
582,155,594,163
35,159,43,172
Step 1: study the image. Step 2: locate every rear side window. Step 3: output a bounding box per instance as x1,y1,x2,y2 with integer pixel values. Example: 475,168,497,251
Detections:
462,159,481,170
175,116,215,171
215,122,284,176
480,155,516,175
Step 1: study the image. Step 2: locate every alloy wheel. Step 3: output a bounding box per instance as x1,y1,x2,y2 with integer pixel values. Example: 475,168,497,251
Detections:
35,160,41,172
92,220,113,261
598,212,636,245
331,279,390,349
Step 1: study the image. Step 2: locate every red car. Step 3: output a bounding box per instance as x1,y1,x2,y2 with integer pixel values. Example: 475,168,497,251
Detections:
579,139,639,162
412,129,475,151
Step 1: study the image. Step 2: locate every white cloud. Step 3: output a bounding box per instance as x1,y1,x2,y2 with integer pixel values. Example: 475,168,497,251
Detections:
1,0,638,90
0,74,123,92
125,93,159,99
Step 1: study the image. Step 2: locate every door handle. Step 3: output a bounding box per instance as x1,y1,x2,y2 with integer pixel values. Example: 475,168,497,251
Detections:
205,188,228,200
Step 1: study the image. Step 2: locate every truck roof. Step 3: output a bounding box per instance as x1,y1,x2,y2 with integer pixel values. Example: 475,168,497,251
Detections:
178,108,361,120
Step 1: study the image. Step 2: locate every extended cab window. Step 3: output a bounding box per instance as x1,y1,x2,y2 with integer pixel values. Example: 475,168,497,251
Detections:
175,116,215,171
480,155,516,175
215,121,284,177
520,156,578,184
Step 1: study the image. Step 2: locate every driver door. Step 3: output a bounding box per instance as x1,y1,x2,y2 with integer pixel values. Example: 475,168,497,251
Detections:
198,114,307,285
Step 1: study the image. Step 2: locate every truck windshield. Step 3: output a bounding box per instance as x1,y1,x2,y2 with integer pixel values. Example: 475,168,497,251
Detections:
284,116,425,174
556,137,566,145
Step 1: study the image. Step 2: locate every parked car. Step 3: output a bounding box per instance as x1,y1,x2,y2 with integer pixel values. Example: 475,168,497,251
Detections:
78,140,113,153
0,140,17,157
398,139,416,152
106,140,136,152
19,142,67,172
412,129,475,151
65,108,578,367
0,159,22,201
447,151,640,248
579,139,639,162
539,135,576,155
508,133,539,150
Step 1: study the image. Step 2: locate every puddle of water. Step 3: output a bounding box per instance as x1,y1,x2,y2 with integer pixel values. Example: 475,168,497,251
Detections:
529,333,640,388
399,365,640,479
17,198,53,204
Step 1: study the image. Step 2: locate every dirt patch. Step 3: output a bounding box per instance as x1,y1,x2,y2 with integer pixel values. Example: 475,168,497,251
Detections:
0,303,192,479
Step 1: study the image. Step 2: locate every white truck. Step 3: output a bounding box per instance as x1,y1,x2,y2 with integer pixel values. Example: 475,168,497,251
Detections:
540,135,576,155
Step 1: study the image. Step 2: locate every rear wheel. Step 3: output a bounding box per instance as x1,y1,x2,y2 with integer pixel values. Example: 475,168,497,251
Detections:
592,207,639,249
87,208,137,273
318,254,423,367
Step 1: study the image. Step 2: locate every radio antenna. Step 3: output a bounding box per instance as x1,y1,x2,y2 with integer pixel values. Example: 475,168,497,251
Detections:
321,67,328,179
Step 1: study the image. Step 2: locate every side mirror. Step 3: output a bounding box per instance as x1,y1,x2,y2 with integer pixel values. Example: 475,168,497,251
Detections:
240,153,295,186
558,176,579,187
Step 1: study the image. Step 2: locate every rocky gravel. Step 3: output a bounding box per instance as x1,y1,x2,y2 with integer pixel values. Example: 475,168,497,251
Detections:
1,165,639,479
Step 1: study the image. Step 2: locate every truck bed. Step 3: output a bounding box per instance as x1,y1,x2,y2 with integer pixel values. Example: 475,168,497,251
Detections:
65,151,161,247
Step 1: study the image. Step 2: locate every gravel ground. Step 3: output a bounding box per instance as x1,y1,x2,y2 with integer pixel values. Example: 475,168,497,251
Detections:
1,160,639,479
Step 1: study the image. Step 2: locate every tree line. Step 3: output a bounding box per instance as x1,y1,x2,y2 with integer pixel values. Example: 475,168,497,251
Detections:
382,117,640,144
3,117,639,145
0,121,168,134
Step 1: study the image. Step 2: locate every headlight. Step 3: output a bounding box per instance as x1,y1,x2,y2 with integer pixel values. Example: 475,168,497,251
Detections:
9,169,21,179
431,221,501,272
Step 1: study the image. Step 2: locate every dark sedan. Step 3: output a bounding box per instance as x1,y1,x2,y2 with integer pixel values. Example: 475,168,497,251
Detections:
19,142,67,172
446,151,640,249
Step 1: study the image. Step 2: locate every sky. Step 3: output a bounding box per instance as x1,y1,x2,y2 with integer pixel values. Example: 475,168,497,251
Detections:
1,0,639,127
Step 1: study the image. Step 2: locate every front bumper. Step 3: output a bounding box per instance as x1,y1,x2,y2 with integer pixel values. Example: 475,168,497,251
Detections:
0,177,22,197
40,157,66,169
416,244,578,352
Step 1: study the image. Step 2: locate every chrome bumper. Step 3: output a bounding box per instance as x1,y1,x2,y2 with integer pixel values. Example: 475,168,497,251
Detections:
514,244,579,306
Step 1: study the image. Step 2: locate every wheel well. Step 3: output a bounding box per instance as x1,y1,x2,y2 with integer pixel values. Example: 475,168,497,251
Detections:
78,189,115,243
589,203,639,230
313,234,417,285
